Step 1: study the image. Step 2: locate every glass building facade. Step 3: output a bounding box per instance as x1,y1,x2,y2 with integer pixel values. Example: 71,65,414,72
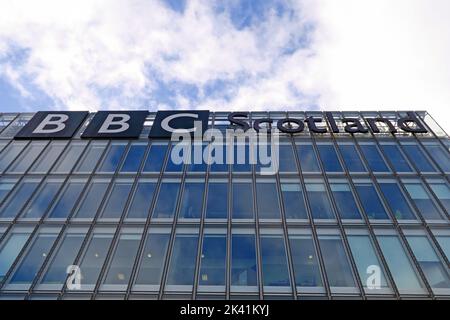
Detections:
0,110,449,300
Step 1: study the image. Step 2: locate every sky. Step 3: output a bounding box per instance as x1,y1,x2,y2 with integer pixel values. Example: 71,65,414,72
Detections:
0,0,449,133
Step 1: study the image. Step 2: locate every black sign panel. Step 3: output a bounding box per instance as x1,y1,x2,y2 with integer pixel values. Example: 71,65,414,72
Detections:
81,111,149,139
15,111,89,139
149,110,210,138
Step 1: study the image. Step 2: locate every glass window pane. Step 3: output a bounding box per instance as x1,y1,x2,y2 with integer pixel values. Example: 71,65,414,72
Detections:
75,142,107,173
101,181,133,219
52,141,87,173
305,183,335,219
379,183,416,220
126,181,156,219
428,182,450,213
0,178,17,203
231,234,258,287
296,144,320,172
187,144,207,172
152,181,180,219
120,143,147,173
435,236,450,260
377,235,425,293
233,144,252,172
281,183,308,219
406,236,450,289
317,144,343,172
380,144,413,173
338,144,366,172
47,180,86,219
165,144,183,172
179,182,204,219
318,235,356,288
8,141,47,173
205,182,228,219
209,144,228,172
199,234,226,286
232,182,254,219
404,183,443,220
0,230,32,282
360,144,390,172
0,141,27,173
402,144,436,172
73,180,110,219
354,184,389,220
135,232,170,286
97,143,127,173
143,144,167,173
103,233,141,285
166,234,199,286
330,183,362,220
30,141,67,173
0,179,40,219
278,145,297,173
256,182,281,219
260,236,290,287
289,235,323,287
424,145,450,172
22,180,63,219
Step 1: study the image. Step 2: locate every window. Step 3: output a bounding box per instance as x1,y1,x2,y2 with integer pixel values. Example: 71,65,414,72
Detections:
0,141,27,173
143,144,168,173
126,180,157,219
179,181,205,219
280,183,308,220
232,144,252,172
231,234,258,287
256,180,281,219
52,141,87,174
380,144,413,172
120,143,147,173
0,178,41,219
100,180,133,219
165,144,184,172
0,228,32,282
404,183,443,220
102,232,142,287
21,179,63,219
165,233,199,288
205,181,228,219
359,144,390,172
406,235,450,291
30,141,68,173
278,144,297,173
209,144,228,172
338,143,366,172
428,181,450,213
330,183,362,220
289,234,323,288
260,235,291,288
47,179,86,219
354,183,389,220
198,233,227,287
187,144,207,172
73,179,110,219
377,234,425,294
75,142,108,173
296,144,320,172
423,144,450,172
378,182,416,220
97,142,127,173
152,180,180,219
317,144,343,172
232,181,254,219
0,178,17,203
402,143,436,172
134,230,170,287
434,236,450,261
9,141,48,173
305,183,335,220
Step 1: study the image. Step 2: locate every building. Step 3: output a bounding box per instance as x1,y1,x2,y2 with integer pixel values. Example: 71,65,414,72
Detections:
0,110,449,300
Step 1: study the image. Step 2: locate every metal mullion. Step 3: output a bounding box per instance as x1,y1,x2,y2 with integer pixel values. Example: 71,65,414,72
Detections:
0,113,20,136
0,139,32,176
225,127,232,300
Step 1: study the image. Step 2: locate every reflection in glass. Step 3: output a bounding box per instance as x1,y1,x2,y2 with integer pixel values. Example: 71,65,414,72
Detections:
317,144,343,172
260,236,290,287
256,182,281,219
120,143,147,172
179,182,204,219
127,181,156,219
338,144,366,172
152,182,180,219
30,141,67,173
0,179,16,203
143,144,168,173
330,183,362,220
232,182,254,219
428,182,450,213
8,141,47,173
75,142,107,173
404,183,443,220
354,184,389,220
281,184,308,219
199,234,226,286
97,143,126,173
379,183,416,220
48,180,85,219
0,141,27,172
0,179,40,219
205,182,228,219
435,236,450,261
360,144,390,172
166,234,199,286
402,144,436,172
52,141,87,173
135,233,170,286
22,180,62,219
289,235,323,287
0,231,32,282
231,234,257,287
101,181,133,219
423,145,450,172
305,183,335,219
380,144,413,172
278,145,297,172
296,144,320,172
73,180,110,219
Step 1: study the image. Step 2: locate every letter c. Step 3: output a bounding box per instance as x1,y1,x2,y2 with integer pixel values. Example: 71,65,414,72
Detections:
161,113,200,133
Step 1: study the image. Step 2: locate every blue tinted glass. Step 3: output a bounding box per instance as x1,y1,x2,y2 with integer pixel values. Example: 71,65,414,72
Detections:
165,145,184,172
135,233,170,285
256,182,281,219
402,144,436,172
179,183,204,219
232,183,254,219
74,181,109,219
53,142,87,173
79,234,114,285
289,235,323,287
330,184,362,220
305,184,335,219
98,144,126,173
10,233,58,284
153,183,180,219
48,181,85,219
0,180,16,203
8,142,47,173
338,144,366,172
436,236,450,261
424,145,450,172
206,183,228,219
354,184,389,220
317,145,343,172
381,145,413,172
31,142,67,173
233,145,252,172
360,144,390,172
278,145,297,172
120,144,146,172
281,184,308,219
0,232,31,281
231,234,257,286
428,183,450,213
404,184,443,220
101,182,133,219
379,183,416,220
187,145,207,172
0,141,27,172
296,145,320,172
0,180,40,218
209,144,228,172
127,182,156,219
22,181,62,219
260,236,290,287
75,143,107,173
143,144,167,173
199,234,226,286
166,234,199,286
